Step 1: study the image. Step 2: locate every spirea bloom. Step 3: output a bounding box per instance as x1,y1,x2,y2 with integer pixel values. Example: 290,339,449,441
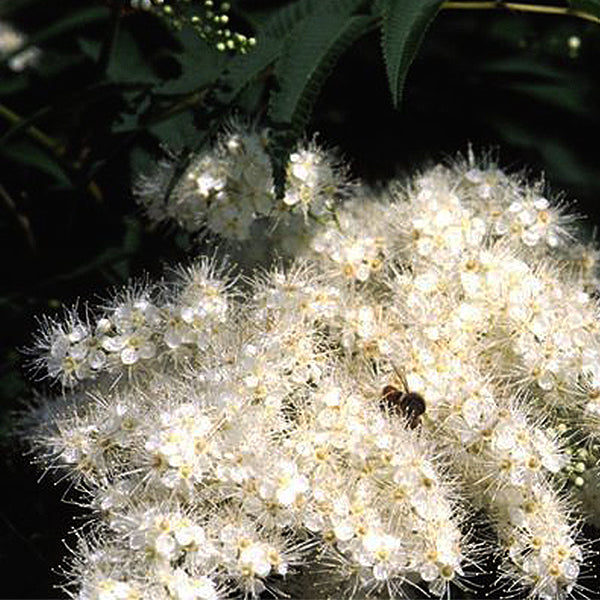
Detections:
24,139,600,599
0,21,40,71
134,121,351,250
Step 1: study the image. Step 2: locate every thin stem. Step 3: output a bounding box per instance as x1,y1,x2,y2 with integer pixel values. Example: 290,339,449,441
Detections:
441,1,600,25
0,103,103,202
0,103,61,154
0,182,36,253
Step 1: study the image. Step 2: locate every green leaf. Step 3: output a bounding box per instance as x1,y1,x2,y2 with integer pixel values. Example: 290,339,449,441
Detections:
79,29,160,85
379,0,443,108
148,110,197,148
269,10,375,129
474,57,592,119
0,72,29,96
158,28,227,95
106,30,159,85
499,81,591,119
475,57,567,82
217,0,321,105
261,0,319,38
78,36,102,60
568,0,600,20
0,140,71,187
217,36,285,104
268,3,375,196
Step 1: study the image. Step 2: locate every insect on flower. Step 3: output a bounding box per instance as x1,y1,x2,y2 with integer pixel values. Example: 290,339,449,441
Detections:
380,366,426,429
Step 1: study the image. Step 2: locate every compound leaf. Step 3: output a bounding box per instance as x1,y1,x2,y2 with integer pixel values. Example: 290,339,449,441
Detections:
379,0,443,108
269,10,375,130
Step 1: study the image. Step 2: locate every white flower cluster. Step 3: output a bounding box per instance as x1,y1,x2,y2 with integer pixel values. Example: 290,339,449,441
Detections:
25,144,600,599
0,21,40,71
134,121,350,244
32,259,233,387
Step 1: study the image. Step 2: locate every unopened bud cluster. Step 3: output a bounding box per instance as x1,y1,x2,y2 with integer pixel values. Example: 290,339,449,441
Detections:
130,0,256,53
24,131,600,599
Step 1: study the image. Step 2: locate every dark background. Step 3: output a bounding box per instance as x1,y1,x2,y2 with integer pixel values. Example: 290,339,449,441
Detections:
1,1,599,597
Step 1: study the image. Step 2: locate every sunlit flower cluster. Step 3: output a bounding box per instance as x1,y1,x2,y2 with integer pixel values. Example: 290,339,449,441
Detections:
24,140,600,599
32,259,234,386
134,121,351,245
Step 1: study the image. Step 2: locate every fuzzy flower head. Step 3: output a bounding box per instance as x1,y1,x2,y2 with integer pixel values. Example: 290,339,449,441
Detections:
459,162,576,250
32,310,108,386
25,147,600,600
281,143,349,219
136,124,273,241
134,122,351,249
30,258,237,388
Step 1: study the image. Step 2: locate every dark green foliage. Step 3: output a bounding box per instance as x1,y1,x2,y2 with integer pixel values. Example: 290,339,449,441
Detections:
260,0,319,37
378,0,443,107
268,5,376,192
12,0,581,203
268,0,372,128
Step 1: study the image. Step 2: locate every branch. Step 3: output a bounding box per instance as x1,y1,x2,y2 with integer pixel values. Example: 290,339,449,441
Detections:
441,1,600,25
0,103,103,202
0,103,62,154
0,182,36,253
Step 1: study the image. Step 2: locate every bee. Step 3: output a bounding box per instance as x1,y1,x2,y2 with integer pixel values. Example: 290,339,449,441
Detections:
380,368,426,429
